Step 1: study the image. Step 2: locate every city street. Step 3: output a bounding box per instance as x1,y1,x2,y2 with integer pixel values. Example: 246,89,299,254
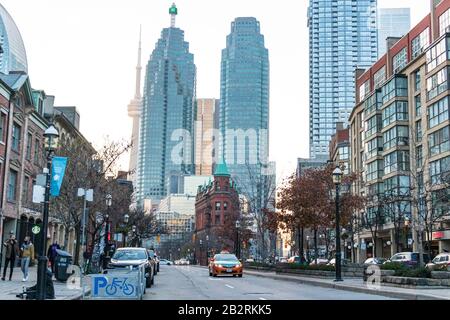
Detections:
144,265,397,300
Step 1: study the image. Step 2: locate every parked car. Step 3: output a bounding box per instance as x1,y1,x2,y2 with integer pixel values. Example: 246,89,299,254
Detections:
309,258,329,265
364,257,387,265
426,253,450,271
178,258,189,265
327,258,351,266
159,259,173,265
386,252,430,268
245,258,255,263
147,249,159,275
209,253,243,277
279,257,288,263
109,247,154,288
287,256,307,264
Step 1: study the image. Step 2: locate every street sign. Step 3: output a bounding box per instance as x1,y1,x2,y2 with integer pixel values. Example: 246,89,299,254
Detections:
32,185,45,204
32,225,41,235
36,174,46,187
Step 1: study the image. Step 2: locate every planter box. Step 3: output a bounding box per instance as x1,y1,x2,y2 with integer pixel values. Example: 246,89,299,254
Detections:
382,276,450,287
431,271,450,279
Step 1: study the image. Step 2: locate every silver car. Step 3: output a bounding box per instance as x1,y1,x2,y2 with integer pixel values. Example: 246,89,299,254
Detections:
426,253,450,271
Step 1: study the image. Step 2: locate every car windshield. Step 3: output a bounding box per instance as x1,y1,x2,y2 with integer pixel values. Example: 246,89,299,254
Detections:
112,250,147,260
214,254,238,261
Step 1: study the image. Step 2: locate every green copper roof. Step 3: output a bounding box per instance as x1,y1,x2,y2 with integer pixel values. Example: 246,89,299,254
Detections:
169,4,178,15
214,161,230,177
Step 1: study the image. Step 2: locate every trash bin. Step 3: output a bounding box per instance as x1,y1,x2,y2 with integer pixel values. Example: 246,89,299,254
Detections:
54,249,73,282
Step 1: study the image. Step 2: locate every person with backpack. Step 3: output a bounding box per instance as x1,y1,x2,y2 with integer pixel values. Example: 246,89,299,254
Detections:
20,236,35,282
2,232,19,281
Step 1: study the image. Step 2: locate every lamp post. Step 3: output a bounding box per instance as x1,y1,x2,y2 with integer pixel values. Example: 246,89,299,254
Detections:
132,225,137,247
37,124,59,300
103,194,112,269
123,213,129,247
332,166,343,282
205,235,209,266
199,239,203,265
235,220,241,259
404,217,411,251
306,235,310,262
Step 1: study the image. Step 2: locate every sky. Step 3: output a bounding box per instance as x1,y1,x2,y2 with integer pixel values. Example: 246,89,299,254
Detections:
1,0,431,183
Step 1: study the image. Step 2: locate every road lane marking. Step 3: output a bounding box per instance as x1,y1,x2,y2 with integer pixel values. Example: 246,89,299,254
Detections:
225,284,234,289
259,297,267,301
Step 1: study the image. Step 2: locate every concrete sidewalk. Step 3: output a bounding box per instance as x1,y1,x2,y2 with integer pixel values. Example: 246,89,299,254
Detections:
243,269,450,300
0,265,83,300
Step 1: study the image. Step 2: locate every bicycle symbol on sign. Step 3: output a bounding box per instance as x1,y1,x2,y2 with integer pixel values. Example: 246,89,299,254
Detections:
105,277,135,296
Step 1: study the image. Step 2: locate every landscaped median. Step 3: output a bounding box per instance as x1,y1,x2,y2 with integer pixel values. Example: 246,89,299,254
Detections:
245,262,364,278
364,262,450,288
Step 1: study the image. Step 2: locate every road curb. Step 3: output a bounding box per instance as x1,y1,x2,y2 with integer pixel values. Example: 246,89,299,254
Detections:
244,270,448,300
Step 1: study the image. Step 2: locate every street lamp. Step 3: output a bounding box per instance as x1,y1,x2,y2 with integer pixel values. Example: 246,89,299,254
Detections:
103,194,112,269
122,213,129,247
404,216,411,251
199,239,203,265
306,235,310,262
235,220,241,259
205,235,209,266
332,166,343,282
37,124,59,300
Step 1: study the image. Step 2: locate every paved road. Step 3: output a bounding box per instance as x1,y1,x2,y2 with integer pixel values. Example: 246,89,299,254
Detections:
144,265,397,300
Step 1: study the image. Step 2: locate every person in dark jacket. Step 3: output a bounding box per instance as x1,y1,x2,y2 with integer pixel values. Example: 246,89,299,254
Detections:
47,241,60,274
2,232,20,281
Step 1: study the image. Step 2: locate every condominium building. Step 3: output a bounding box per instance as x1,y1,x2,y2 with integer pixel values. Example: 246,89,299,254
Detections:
378,8,411,58
350,0,450,261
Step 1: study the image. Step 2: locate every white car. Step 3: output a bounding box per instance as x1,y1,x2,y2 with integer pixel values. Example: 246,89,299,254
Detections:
159,259,173,265
426,253,450,270
178,258,189,265
309,258,329,265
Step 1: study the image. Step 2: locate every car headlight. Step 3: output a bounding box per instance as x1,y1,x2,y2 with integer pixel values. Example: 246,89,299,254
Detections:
235,264,241,268
215,264,222,268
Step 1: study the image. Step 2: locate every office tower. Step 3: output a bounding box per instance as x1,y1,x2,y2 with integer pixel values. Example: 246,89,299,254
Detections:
378,8,411,57
0,4,28,74
128,28,143,185
308,0,378,160
195,98,219,175
220,17,270,206
137,4,196,203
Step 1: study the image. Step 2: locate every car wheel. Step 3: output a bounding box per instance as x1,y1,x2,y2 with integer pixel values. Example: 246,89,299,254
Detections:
209,270,212,276
151,274,154,285
213,273,217,277
146,277,151,288
238,274,243,278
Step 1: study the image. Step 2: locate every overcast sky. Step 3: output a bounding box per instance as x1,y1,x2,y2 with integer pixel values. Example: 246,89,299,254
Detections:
1,0,431,182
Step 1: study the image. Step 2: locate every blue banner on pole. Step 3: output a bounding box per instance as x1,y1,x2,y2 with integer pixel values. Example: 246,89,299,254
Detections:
50,157,68,197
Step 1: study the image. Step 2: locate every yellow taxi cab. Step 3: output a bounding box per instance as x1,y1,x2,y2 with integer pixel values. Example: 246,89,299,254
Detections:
209,251,243,277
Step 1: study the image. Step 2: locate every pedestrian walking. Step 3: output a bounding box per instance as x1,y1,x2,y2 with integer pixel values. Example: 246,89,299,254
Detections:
20,236,35,282
2,232,19,281
47,241,60,274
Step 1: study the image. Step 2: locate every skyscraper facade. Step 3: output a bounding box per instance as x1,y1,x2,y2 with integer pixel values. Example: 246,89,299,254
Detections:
219,17,270,205
137,4,196,203
195,98,219,176
378,8,411,57
308,0,378,160
0,4,28,74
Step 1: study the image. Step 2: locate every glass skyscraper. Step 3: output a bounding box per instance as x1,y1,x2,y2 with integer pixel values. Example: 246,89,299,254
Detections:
137,5,196,203
378,8,411,58
0,4,28,74
308,0,378,159
219,17,270,207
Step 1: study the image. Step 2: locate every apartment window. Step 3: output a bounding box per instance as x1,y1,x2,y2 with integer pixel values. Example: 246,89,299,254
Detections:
382,76,407,104
426,67,448,101
11,123,21,152
382,101,408,127
415,121,422,142
374,67,386,89
384,175,410,197
383,126,409,150
430,156,450,184
393,48,407,74
359,80,370,101
223,202,228,211
366,160,383,182
384,151,410,175
415,71,421,92
215,202,221,211
428,126,450,156
7,170,17,201
411,28,430,59
415,95,422,117
365,137,383,159
416,146,423,168
0,112,6,142
365,115,381,139
439,8,450,36
426,37,447,72
428,97,449,129
34,139,40,164
22,176,29,203
25,133,32,160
